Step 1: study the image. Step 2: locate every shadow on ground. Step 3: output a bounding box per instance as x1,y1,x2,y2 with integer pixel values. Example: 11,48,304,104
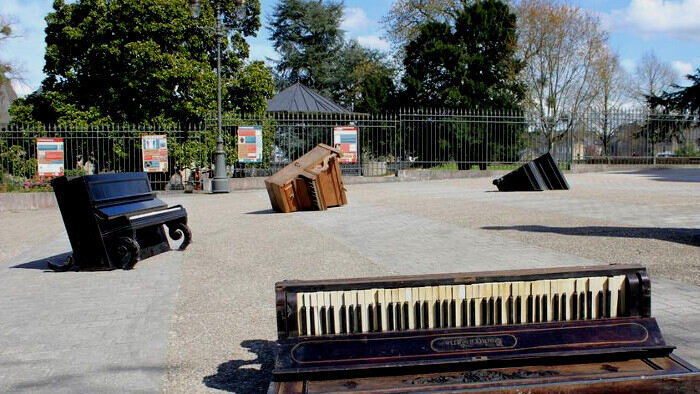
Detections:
482,225,700,247
246,209,277,215
619,168,700,183
10,252,73,271
203,340,276,393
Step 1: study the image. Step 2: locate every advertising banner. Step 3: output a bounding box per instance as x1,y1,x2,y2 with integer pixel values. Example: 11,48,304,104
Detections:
237,125,263,163
141,135,168,172
333,126,358,163
37,137,64,177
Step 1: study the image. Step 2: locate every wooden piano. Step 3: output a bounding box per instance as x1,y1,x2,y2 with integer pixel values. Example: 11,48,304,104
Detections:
270,265,700,392
265,144,347,213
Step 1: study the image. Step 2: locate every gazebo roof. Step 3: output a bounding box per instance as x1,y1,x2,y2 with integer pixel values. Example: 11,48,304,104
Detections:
266,83,349,113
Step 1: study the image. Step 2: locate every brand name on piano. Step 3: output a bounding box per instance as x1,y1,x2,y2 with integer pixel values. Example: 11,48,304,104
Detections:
431,335,516,352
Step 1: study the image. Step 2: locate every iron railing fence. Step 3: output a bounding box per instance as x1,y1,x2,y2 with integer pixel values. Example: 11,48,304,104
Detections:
2,109,698,189
0,124,205,190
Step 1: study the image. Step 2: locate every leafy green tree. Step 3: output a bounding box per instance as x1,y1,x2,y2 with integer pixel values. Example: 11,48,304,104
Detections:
400,0,525,169
268,0,344,98
9,0,272,125
651,68,700,116
334,41,396,113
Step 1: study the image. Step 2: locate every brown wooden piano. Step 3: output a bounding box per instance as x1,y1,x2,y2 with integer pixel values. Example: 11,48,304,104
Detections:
269,265,700,393
265,144,347,213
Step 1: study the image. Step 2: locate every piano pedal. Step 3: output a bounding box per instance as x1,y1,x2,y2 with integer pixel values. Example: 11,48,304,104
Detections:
47,255,75,272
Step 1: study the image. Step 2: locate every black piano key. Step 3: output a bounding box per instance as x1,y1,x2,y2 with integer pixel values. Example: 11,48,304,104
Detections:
541,295,548,323
348,306,355,333
356,306,363,332
387,303,394,331
395,304,402,331
481,300,488,326
527,296,533,323
515,296,522,324
339,306,347,334
469,300,476,326
507,296,514,325
561,294,567,321
310,307,316,336
300,306,308,336
433,301,441,328
422,301,429,329
488,299,495,325
586,291,593,320
462,301,469,326
403,303,410,330
495,298,502,325
320,307,327,335
450,300,456,327
571,293,578,320
605,290,612,318
367,305,374,332
580,292,586,320
441,300,449,328
552,295,559,321
597,291,604,319
328,307,335,334
413,303,421,330
534,296,541,322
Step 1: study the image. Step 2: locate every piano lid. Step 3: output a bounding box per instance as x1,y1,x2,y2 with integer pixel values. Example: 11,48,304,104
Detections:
97,198,168,220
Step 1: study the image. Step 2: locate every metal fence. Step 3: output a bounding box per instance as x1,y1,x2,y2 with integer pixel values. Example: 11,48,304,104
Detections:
2,109,699,190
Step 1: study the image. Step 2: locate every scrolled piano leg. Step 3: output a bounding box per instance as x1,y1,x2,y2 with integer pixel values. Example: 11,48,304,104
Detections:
115,236,140,270
48,254,74,272
168,222,192,251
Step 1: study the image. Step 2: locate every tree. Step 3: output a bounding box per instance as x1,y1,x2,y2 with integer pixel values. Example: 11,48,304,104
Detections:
517,0,606,152
651,68,700,116
0,15,13,84
334,40,396,112
633,51,677,106
400,0,525,169
9,0,273,125
268,0,344,97
401,0,523,110
381,0,462,53
590,46,629,159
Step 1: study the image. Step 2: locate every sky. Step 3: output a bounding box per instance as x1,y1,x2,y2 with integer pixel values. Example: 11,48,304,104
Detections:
3,0,700,97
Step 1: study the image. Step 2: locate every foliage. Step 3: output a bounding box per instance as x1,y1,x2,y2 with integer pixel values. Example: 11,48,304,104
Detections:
674,142,700,158
0,143,37,179
401,0,524,110
517,0,607,151
381,0,461,56
9,0,272,125
0,14,13,85
651,68,700,116
268,0,344,97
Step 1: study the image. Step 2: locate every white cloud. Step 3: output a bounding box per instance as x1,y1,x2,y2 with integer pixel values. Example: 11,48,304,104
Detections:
606,0,700,41
341,8,374,32
672,60,693,76
356,35,391,51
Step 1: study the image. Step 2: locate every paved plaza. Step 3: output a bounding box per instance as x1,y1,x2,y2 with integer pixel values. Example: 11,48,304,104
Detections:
0,168,699,393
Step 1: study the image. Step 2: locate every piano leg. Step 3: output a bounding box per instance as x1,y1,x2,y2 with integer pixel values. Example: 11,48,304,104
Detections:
113,236,140,270
167,221,192,251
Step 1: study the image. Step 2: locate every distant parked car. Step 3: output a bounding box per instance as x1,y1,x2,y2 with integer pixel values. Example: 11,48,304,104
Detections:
656,151,675,158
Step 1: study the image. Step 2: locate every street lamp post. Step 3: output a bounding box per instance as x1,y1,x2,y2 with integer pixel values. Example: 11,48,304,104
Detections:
190,0,244,193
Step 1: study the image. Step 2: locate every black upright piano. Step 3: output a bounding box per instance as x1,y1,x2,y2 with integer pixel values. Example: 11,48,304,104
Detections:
49,172,191,271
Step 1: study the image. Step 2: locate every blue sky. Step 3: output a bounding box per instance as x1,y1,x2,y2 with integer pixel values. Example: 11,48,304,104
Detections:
3,0,700,96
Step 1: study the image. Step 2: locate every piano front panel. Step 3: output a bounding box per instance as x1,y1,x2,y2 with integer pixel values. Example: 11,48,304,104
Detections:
292,275,628,337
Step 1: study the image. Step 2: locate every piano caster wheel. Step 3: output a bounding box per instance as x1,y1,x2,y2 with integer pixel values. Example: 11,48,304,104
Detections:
48,255,74,272
115,237,140,270
168,222,192,250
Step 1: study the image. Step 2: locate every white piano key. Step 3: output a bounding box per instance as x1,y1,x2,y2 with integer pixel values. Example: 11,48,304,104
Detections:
331,291,341,334
453,285,464,327
408,288,418,330
589,277,604,319
609,275,626,318
576,278,588,320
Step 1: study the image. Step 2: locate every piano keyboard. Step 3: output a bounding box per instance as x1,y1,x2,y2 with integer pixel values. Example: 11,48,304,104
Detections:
307,180,321,210
295,275,626,336
129,206,183,220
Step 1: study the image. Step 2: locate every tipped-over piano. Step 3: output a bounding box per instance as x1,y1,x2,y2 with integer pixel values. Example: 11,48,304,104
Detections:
269,264,700,392
265,144,347,213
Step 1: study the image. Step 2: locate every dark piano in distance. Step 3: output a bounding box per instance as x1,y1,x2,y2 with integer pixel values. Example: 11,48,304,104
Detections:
269,264,700,393
49,172,191,271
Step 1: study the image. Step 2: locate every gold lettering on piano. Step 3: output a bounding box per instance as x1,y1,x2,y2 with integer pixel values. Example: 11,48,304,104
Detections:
431,335,517,352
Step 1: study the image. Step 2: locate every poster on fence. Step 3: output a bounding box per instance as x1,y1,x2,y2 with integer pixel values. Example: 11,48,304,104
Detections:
141,135,168,172
237,125,263,163
36,137,64,177
333,126,358,163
